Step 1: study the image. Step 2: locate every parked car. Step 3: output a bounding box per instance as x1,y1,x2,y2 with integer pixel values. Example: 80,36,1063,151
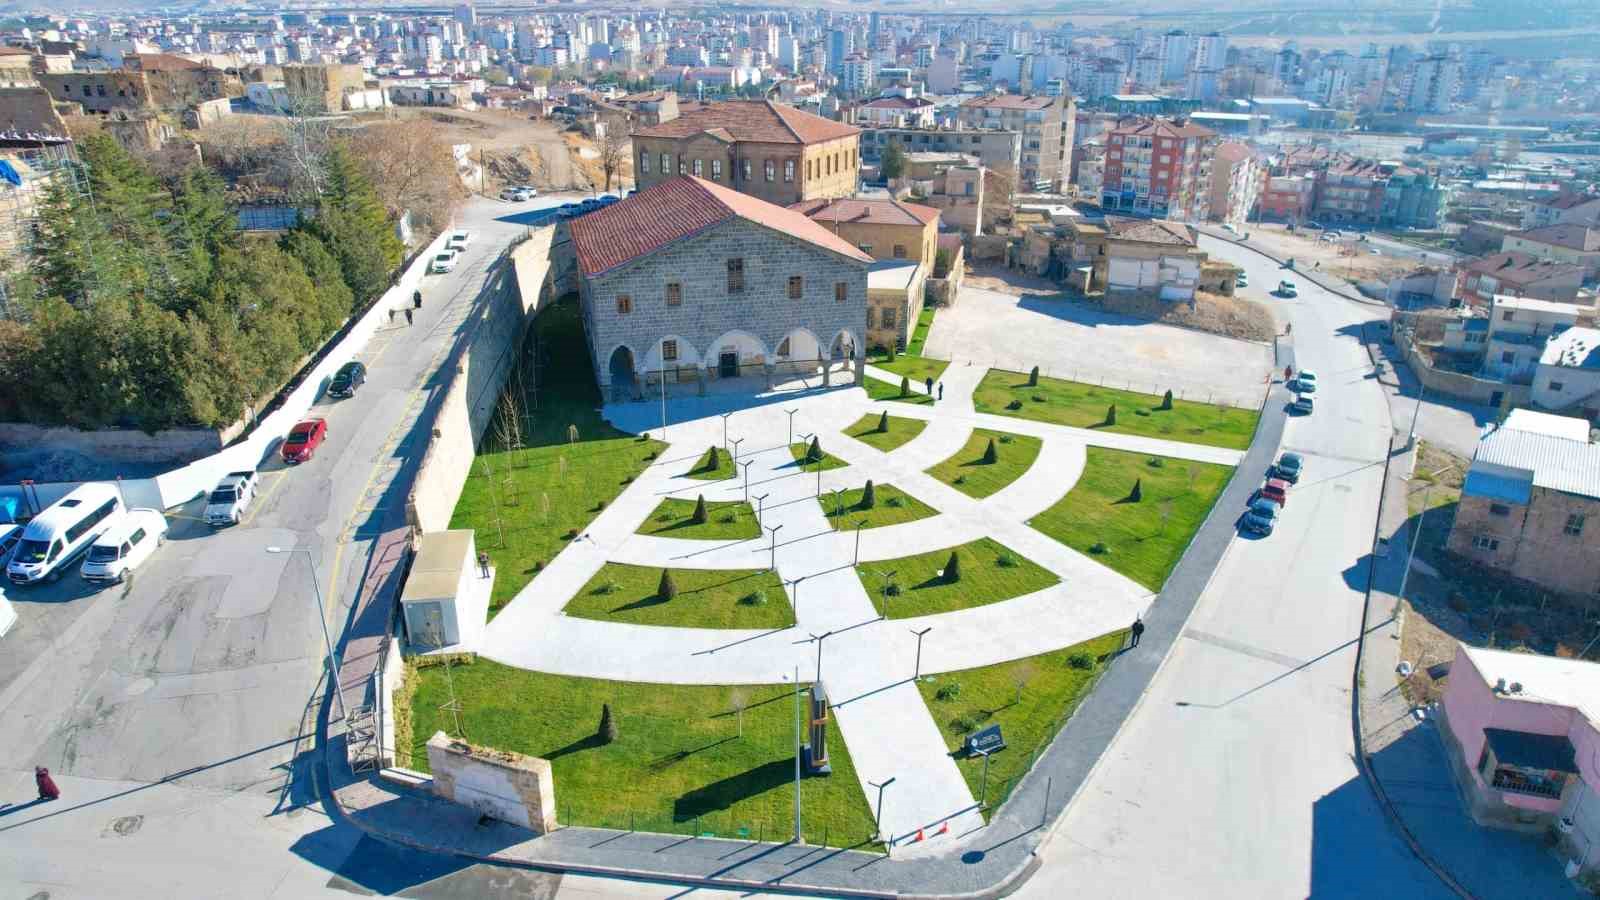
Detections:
1236,272,1248,288
80,509,168,583
430,249,459,274
7,483,125,585
0,523,21,566
445,230,473,251
499,188,521,201
1261,478,1291,507
1292,394,1315,415
1295,370,1319,392
1277,280,1298,297
204,470,259,526
555,203,582,219
282,418,328,464
328,360,366,398
1274,451,1304,484
1243,498,1280,535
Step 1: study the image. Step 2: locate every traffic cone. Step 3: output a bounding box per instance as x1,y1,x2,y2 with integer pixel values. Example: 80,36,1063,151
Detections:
937,821,949,835
913,827,925,843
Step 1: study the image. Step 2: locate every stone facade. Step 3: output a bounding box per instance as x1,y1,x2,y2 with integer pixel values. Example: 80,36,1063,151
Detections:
38,71,153,114
425,731,557,834
1447,488,1600,596
282,63,368,113
580,217,869,395
634,133,858,207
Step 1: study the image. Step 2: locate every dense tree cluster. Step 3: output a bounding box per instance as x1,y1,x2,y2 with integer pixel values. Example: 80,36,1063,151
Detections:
0,135,402,430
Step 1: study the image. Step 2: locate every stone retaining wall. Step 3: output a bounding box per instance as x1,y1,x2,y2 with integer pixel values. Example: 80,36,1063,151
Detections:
426,731,557,833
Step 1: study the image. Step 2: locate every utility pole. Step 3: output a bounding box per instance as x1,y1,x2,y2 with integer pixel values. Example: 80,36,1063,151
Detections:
267,546,347,720
1398,484,1430,608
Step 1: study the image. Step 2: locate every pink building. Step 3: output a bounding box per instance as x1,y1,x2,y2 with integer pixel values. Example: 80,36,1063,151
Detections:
1439,643,1600,875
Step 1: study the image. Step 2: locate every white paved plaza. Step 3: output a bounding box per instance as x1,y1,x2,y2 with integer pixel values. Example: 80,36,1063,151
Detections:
482,362,1244,853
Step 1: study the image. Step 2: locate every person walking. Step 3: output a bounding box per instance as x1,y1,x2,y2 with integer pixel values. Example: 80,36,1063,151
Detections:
1129,616,1146,648
35,766,59,802
937,382,944,401
924,376,933,397
404,308,414,326
477,551,491,579
413,289,423,309
387,308,396,325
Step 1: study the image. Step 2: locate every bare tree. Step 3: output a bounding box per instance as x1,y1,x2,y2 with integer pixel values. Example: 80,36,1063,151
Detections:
1011,661,1036,705
279,90,334,200
729,687,751,738
348,119,467,234
983,164,1018,227
598,121,631,194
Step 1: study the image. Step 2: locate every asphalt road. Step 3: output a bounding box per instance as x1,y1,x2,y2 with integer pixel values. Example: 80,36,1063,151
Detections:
1020,237,1454,898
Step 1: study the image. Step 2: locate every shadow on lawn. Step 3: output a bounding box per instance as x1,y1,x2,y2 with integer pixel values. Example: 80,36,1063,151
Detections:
545,733,606,761
673,758,795,821
650,737,735,772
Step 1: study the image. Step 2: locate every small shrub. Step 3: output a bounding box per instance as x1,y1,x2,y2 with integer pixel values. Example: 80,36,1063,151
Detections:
598,703,618,743
594,499,607,511
740,591,768,606
1161,389,1174,410
1031,394,1045,403
644,451,657,461
707,445,720,468
862,479,877,508
981,438,998,465
1006,399,1024,411
658,569,677,601
1089,541,1109,555
885,496,904,508
954,474,967,485
935,682,962,701
998,434,1013,444
951,713,979,734
691,494,708,525
996,551,1019,568
1134,409,1150,417
593,580,620,595
900,376,911,397
1028,365,1040,386
1066,652,1093,670
563,529,579,540
883,581,902,597
532,560,544,572
1147,457,1165,468
717,511,736,524
1105,404,1117,426
656,510,676,522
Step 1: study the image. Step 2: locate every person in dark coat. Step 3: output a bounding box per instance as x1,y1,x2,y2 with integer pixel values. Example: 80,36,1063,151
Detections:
477,551,491,578
404,308,414,326
924,376,934,397
1130,616,1146,648
938,382,944,401
413,289,423,309
35,767,59,801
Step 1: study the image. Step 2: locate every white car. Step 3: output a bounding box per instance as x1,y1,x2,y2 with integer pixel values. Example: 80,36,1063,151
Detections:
445,230,473,251
430,249,460,274
80,509,167,584
1296,369,1319,392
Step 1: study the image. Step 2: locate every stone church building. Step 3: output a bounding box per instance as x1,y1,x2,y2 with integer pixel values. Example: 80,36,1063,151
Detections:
568,175,872,400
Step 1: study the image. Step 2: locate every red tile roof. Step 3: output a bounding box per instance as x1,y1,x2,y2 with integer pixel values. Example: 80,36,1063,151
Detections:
788,197,940,228
569,176,873,277
1105,216,1197,246
1514,224,1600,252
1463,251,1582,285
1110,117,1217,141
632,99,858,145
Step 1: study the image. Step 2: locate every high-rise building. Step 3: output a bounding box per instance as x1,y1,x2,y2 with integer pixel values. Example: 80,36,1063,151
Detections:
1159,29,1190,83
1406,55,1460,113
453,4,476,27
1192,32,1227,72
1133,53,1162,91
828,28,851,74
957,92,1076,190
840,53,876,96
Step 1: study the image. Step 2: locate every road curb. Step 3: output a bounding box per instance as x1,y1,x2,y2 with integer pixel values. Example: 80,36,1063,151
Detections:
1198,227,1389,309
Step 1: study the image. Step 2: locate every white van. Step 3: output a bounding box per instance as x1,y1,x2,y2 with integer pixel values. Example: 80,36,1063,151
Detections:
80,509,168,584
6,483,125,586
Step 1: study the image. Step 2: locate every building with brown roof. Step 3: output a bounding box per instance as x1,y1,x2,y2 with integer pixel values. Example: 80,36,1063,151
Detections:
124,53,238,108
631,99,860,207
1101,216,1208,299
1101,117,1218,222
790,197,941,351
853,93,935,128
956,92,1075,191
1503,225,1600,278
1459,252,1585,308
569,175,872,398
1523,192,1600,230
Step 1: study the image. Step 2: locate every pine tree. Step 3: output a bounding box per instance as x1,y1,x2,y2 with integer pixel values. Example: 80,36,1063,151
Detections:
691,494,708,524
1161,389,1174,410
1106,404,1117,425
707,444,720,470
807,435,822,463
877,410,889,433
598,703,618,743
944,550,961,583
1028,366,1040,387
1130,478,1143,502
862,479,877,508
900,376,911,397
982,437,998,464
658,569,677,600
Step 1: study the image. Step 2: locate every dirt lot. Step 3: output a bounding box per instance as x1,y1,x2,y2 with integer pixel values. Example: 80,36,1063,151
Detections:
1243,224,1417,283
394,107,591,193
1396,439,1600,703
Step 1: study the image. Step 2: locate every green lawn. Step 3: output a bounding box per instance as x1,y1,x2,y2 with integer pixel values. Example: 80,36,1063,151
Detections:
818,483,938,530
449,298,665,618
972,369,1260,451
637,498,761,541
864,375,933,406
857,537,1058,619
907,305,936,356
868,352,949,386
916,630,1128,817
1028,447,1232,592
563,563,794,629
925,428,1043,499
684,446,734,480
788,441,849,471
405,660,878,846
844,412,927,453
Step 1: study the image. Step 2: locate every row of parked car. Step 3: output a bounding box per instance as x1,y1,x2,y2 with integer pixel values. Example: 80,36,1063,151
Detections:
429,229,476,274
1243,452,1305,536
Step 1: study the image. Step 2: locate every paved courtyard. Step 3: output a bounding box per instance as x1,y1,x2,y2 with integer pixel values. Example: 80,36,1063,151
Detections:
480,361,1243,855
922,278,1275,409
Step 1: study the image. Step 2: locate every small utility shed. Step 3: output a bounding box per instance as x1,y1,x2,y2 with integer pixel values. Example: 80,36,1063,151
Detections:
401,529,490,653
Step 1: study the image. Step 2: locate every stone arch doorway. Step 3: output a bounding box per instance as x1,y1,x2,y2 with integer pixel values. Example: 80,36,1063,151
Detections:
607,345,637,401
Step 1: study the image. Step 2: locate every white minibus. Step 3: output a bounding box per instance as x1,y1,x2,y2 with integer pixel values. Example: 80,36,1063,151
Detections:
6,483,125,585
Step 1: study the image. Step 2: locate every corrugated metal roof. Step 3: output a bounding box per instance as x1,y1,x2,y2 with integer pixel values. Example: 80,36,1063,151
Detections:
1472,413,1600,499
1461,470,1530,504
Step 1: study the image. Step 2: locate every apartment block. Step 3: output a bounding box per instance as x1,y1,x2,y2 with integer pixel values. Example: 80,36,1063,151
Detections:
1101,117,1217,222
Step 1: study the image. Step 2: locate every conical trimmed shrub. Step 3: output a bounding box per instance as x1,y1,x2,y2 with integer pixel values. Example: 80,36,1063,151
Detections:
1028,366,1040,386
862,479,877,508
658,568,677,600
1130,478,1143,502
691,494,708,524
1106,404,1117,425
806,435,822,463
1161,389,1173,410
981,437,998,464
900,376,911,397
877,410,890,433
944,551,961,583
598,703,618,744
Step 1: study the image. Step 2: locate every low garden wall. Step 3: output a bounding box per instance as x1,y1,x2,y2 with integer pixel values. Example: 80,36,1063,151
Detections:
1401,337,1530,407
426,731,557,833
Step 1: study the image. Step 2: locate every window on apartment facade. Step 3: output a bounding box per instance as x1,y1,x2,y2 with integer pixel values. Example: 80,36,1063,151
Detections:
727,259,745,294
660,153,670,173
1501,351,1516,365
787,276,803,299
765,160,775,181
693,159,703,176
666,282,682,306
1490,503,1511,517
893,244,907,259
1502,311,1514,321
662,339,678,362
834,282,848,303
742,159,752,181
807,159,814,180
640,152,650,174
1566,514,1586,536
616,295,632,314
1550,380,1566,392
712,159,723,179
1472,536,1500,551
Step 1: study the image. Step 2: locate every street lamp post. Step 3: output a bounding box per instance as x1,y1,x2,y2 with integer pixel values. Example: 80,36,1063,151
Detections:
832,488,844,527
785,408,798,446
790,666,803,843
1398,484,1429,607
869,776,897,849
267,546,348,720
910,626,933,680
810,630,834,683
786,575,805,619
816,464,822,498
742,460,754,502
766,523,783,571
976,748,994,808
721,412,733,449
731,437,745,465
754,492,770,528
659,361,668,441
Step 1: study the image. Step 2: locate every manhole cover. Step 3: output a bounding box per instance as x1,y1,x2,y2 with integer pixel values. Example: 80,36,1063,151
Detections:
109,815,143,836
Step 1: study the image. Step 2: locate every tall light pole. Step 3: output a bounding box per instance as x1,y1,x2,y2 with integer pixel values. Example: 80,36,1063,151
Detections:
754,492,770,528
1398,484,1430,608
832,488,845,527
731,437,745,465
659,359,668,440
267,546,347,720
742,459,754,502
810,630,834,683
766,523,783,571
721,412,733,449
785,408,799,446
786,575,805,619
816,463,822,498
976,748,994,808
854,519,868,565
869,776,897,848
910,626,933,680
790,666,803,844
